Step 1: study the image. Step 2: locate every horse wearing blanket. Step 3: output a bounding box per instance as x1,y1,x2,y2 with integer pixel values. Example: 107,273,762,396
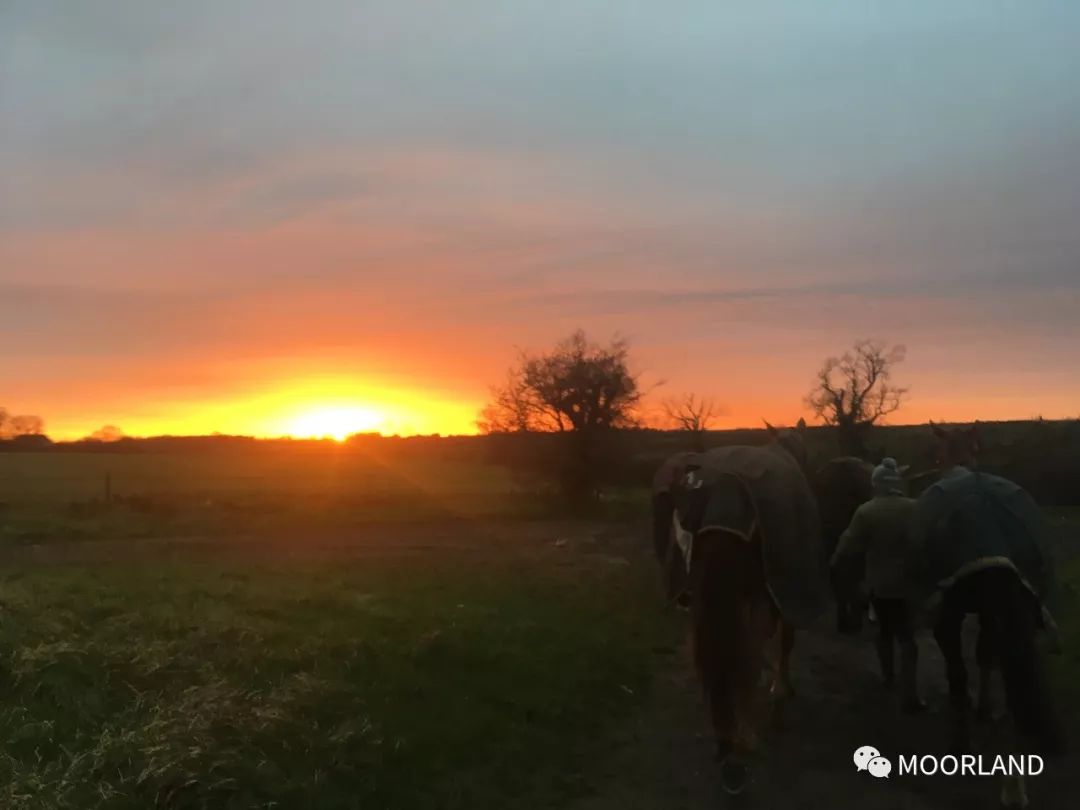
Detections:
912,423,1064,808
653,420,829,794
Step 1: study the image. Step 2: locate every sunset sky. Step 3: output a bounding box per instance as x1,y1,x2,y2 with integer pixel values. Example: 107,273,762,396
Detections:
2,2,1079,440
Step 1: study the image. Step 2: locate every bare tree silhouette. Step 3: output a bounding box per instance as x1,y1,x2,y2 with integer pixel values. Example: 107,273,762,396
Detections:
806,339,908,457
662,393,722,451
0,408,46,440
478,330,643,503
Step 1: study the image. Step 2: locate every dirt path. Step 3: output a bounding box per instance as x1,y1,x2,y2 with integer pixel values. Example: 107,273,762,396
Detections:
571,616,1077,810
572,518,1080,810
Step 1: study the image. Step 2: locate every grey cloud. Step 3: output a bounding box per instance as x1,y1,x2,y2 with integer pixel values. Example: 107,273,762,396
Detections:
2,1,1079,411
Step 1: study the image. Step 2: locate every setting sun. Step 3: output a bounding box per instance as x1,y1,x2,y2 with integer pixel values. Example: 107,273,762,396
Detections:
287,406,385,441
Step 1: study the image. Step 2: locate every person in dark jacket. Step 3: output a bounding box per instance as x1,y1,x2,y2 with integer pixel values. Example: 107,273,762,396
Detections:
832,458,925,713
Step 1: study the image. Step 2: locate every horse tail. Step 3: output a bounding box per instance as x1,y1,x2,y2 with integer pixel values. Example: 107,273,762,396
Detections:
691,531,744,710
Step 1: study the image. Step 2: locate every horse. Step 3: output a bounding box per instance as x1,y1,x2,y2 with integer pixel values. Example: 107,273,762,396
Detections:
813,456,873,634
656,419,828,794
913,423,1064,807
651,451,699,607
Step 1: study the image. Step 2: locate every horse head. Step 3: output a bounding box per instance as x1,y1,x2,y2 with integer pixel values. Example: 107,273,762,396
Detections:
930,421,980,469
764,417,809,474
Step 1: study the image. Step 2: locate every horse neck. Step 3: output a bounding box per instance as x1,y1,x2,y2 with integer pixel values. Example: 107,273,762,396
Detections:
771,436,809,478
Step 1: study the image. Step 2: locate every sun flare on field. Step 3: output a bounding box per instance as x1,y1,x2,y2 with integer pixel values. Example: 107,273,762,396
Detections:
287,406,385,441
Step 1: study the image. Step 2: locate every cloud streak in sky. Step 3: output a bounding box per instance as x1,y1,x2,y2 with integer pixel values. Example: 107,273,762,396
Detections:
2,1,1079,436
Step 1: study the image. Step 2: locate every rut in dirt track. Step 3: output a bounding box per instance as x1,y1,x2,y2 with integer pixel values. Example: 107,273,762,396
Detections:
573,611,1077,810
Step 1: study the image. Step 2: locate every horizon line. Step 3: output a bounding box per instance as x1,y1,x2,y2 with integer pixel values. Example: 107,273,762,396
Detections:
20,415,1076,445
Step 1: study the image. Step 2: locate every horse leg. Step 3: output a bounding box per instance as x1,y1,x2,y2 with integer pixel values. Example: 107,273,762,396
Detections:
694,540,753,795
976,665,995,722
975,619,997,722
991,571,1066,756
933,591,971,753
694,629,736,759
714,597,756,796
710,692,735,760
690,533,739,759
764,619,795,732
778,621,795,699
766,616,795,699
732,594,779,755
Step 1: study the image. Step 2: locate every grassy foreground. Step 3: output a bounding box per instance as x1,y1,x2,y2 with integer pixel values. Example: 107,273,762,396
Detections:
0,548,675,809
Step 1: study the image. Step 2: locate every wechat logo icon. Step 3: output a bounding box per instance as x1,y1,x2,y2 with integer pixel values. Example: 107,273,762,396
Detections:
854,745,892,779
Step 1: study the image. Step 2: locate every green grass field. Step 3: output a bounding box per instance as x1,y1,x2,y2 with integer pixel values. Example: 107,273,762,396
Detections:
0,451,563,544
0,451,521,506
2,450,1077,809
0,453,674,808
0,544,676,809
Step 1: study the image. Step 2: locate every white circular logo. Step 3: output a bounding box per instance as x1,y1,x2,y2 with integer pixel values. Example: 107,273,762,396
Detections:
867,756,892,779
854,745,881,772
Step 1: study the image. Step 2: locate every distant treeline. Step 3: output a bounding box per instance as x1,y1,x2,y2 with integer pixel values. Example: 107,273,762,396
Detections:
4,419,1078,505
481,419,1080,506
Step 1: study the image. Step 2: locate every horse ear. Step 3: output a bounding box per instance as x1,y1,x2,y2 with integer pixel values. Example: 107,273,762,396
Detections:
763,419,778,437
930,421,946,438
796,417,807,432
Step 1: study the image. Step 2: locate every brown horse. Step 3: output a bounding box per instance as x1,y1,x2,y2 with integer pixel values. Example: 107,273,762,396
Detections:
681,419,827,793
917,423,1063,806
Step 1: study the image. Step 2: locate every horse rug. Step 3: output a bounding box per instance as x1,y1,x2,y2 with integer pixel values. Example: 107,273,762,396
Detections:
665,444,829,628
912,469,1055,611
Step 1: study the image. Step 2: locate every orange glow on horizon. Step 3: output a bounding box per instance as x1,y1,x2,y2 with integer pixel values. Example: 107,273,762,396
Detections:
285,405,386,441
30,367,1080,443
40,374,484,441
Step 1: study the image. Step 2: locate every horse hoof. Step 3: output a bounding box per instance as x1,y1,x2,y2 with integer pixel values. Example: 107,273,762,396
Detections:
719,755,751,796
